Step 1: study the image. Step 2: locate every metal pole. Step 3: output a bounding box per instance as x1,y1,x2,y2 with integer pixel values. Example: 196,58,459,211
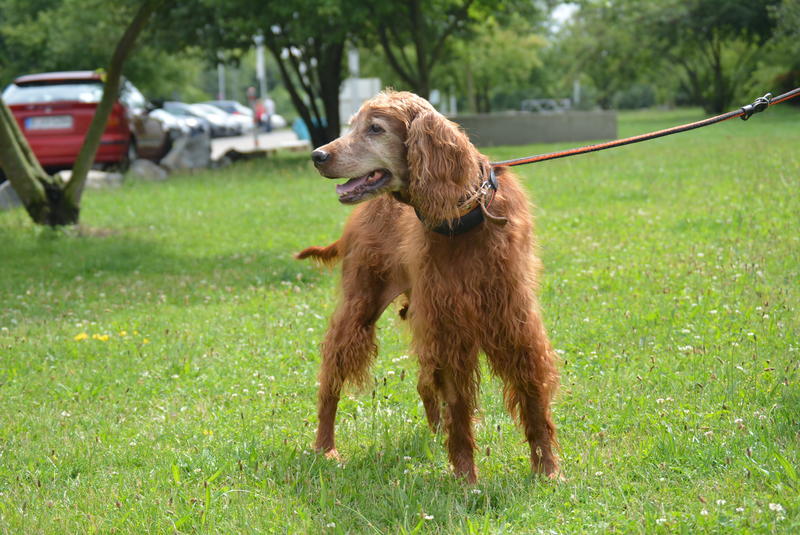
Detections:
217,51,226,100
254,33,267,98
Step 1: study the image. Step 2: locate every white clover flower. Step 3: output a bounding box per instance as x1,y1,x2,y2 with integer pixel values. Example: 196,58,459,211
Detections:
769,503,785,513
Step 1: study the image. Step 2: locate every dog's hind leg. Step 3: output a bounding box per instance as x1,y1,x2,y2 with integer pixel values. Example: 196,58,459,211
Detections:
315,266,407,458
411,301,480,481
416,366,441,432
485,311,560,479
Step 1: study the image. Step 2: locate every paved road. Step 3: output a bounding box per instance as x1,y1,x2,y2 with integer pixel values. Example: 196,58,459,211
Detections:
211,128,310,161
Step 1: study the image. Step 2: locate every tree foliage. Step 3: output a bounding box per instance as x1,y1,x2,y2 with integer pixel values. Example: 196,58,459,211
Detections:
167,0,370,147
561,0,782,113
0,0,202,97
449,14,546,112
762,0,800,97
361,0,542,101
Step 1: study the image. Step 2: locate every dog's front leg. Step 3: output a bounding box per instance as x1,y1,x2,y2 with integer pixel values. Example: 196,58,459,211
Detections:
315,267,407,458
440,366,479,483
315,302,378,458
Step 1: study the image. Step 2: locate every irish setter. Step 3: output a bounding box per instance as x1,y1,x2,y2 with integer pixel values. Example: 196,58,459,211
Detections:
297,91,559,482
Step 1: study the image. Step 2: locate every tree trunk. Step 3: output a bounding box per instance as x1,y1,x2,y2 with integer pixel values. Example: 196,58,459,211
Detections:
318,41,344,145
0,97,63,224
267,38,345,148
64,0,161,209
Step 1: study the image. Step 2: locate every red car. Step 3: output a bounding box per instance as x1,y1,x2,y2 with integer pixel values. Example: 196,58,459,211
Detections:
2,71,171,170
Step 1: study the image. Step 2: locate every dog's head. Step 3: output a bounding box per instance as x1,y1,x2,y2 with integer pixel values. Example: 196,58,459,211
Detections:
311,90,483,222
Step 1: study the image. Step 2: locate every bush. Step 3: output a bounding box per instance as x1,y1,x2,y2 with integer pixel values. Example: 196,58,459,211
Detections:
613,83,656,109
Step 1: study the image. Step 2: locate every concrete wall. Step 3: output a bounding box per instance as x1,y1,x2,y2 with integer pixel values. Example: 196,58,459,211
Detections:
452,111,617,147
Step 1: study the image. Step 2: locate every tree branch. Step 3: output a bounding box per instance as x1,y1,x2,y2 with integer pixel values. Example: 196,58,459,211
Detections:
428,0,474,70
270,43,314,128
285,45,323,125
0,97,51,219
386,23,415,78
64,0,163,205
377,25,416,87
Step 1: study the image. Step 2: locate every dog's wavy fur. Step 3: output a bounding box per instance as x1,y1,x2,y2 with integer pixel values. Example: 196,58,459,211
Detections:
298,91,560,482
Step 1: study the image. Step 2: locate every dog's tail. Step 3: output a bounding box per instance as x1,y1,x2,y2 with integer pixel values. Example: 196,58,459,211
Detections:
295,239,341,266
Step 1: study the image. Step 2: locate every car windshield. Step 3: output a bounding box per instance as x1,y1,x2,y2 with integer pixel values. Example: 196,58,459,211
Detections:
206,101,236,113
192,103,226,116
2,81,104,105
163,102,188,114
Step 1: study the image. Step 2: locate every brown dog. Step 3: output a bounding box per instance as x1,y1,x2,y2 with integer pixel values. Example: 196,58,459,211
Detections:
297,90,559,482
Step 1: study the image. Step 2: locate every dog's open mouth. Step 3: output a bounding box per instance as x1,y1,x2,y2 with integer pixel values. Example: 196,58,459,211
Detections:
335,169,392,204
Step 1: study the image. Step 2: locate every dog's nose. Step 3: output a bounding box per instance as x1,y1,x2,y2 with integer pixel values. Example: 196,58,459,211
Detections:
311,149,330,165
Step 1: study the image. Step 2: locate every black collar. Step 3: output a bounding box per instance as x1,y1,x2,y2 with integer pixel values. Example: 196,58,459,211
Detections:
415,167,499,237
414,203,485,237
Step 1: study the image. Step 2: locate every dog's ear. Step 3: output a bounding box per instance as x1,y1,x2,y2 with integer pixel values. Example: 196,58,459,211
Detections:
406,111,481,223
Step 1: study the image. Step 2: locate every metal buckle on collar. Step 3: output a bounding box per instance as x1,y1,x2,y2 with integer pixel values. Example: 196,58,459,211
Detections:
415,165,507,236
487,166,498,190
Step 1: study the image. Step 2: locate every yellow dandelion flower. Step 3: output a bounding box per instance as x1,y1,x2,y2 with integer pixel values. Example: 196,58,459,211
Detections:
142,338,150,344
202,429,214,437
119,330,128,337
74,332,89,341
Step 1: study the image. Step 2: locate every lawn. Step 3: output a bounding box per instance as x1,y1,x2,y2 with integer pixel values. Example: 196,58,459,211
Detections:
0,106,798,534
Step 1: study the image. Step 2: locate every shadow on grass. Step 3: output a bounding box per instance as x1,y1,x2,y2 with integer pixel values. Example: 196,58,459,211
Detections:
0,223,326,301
251,425,551,531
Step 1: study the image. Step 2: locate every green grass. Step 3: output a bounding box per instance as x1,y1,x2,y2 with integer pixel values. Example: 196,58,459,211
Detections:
1,106,798,533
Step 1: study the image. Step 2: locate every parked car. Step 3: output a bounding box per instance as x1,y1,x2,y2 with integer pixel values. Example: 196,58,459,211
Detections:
163,101,240,137
203,99,253,117
191,103,245,136
2,71,174,170
148,107,208,137
203,99,256,133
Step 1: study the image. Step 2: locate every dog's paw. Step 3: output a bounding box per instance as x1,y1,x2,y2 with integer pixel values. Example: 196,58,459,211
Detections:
531,449,562,481
321,448,341,462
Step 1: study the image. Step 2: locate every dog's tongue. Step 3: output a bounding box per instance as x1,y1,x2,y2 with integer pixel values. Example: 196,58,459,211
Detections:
336,170,385,195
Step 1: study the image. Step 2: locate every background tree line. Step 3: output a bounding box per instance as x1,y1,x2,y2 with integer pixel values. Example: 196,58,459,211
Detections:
2,0,796,120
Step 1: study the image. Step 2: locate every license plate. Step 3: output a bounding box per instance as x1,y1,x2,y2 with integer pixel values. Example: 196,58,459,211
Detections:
25,115,73,130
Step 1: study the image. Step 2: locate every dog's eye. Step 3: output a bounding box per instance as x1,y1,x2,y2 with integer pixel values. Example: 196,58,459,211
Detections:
368,124,384,134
